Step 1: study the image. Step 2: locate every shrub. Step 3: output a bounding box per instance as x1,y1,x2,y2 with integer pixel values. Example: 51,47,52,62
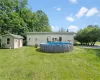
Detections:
35,44,38,48
73,41,77,46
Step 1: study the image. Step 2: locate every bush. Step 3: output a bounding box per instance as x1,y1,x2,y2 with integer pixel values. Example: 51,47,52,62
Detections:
35,44,38,48
73,41,77,46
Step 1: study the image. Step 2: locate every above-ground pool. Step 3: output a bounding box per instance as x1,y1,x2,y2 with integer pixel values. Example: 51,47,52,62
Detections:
40,42,73,53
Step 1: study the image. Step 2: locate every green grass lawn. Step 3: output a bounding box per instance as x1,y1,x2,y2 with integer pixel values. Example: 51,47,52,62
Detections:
96,42,100,45
0,47,100,80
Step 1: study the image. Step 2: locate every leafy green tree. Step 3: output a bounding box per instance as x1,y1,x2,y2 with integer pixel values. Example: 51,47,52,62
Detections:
35,10,51,32
20,8,36,32
75,25,100,46
15,0,28,13
0,0,52,45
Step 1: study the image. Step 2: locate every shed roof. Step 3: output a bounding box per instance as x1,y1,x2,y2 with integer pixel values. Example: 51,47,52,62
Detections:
2,33,23,39
10,34,23,39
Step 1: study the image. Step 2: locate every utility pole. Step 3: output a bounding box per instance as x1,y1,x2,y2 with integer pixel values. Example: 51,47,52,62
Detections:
67,29,69,32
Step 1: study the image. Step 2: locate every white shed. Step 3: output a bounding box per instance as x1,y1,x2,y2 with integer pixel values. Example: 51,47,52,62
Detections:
0,33,23,49
27,32,74,46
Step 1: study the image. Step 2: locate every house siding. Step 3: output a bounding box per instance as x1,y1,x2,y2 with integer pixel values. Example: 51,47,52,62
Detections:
2,35,14,48
27,33,74,46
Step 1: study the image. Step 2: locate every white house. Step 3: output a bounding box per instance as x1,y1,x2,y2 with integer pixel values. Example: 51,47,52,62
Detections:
0,33,23,49
27,32,74,46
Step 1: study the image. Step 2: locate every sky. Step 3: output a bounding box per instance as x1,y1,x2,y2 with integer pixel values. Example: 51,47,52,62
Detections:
28,0,100,32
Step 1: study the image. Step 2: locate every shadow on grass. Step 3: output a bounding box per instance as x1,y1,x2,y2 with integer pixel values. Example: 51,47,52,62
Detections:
36,48,41,52
0,47,11,49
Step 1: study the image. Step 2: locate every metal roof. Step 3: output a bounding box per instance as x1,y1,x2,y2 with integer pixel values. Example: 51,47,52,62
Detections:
27,32,75,35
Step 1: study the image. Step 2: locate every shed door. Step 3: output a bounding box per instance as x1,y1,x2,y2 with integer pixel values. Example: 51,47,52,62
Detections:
18,39,20,48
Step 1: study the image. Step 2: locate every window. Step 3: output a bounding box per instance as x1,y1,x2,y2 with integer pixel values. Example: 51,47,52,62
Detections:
47,36,51,42
29,38,30,42
7,38,10,44
47,38,49,42
52,38,58,42
55,38,57,41
52,38,55,42
59,37,62,41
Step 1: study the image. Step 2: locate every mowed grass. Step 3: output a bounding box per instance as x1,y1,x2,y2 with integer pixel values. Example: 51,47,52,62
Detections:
0,47,100,80
96,42,100,45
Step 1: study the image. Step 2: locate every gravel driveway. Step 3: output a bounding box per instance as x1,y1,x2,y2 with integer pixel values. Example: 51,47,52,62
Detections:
79,45,100,49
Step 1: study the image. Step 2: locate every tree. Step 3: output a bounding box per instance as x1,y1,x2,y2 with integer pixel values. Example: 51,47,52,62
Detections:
75,25,100,46
35,10,51,32
58,27,66,32
15,0,28,13
20,8,36,32
0,0,52,45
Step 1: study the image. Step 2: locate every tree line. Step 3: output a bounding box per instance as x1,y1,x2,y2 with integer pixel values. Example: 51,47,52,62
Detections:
0,0,51,37
75,25,100,46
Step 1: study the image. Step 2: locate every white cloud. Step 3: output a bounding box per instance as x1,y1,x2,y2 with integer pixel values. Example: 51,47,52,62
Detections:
56,8,61,11
68,25,78,32
66,16,75,22
86,8,99,17
69,0,77,4
76,7,88,18
51,26,59,32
